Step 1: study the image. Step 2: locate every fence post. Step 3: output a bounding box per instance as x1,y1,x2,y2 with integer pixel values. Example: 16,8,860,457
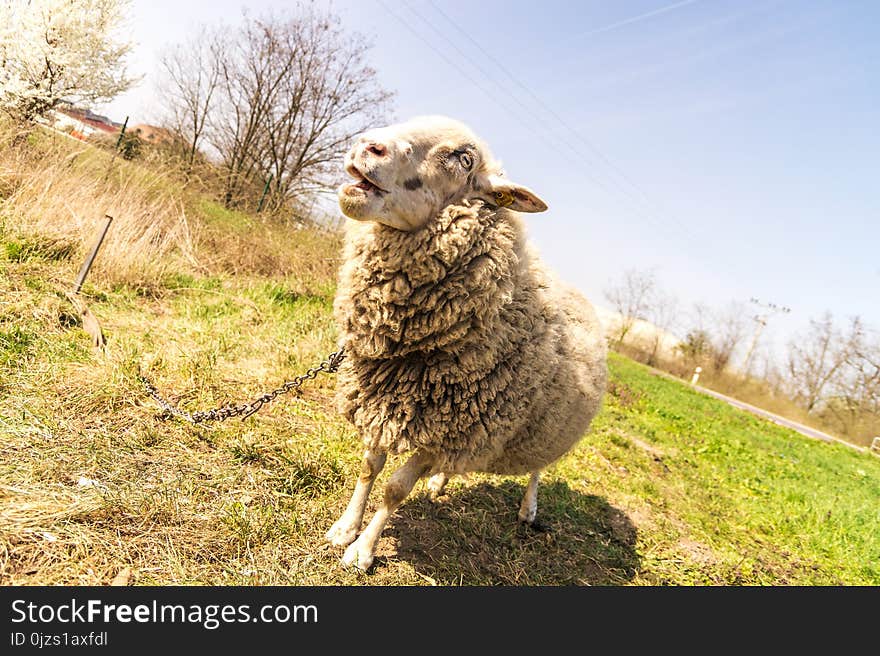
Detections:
115,116,129,150
256,174,273,213
73,215,113,294
690,366,702,386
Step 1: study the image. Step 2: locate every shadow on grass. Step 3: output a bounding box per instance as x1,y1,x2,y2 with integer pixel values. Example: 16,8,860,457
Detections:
383,480,639,585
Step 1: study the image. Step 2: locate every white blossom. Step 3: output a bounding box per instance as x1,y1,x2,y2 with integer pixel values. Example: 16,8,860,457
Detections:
0,0,138,121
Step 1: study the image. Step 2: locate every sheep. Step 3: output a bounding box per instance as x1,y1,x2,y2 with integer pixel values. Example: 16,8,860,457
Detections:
326,115,607,571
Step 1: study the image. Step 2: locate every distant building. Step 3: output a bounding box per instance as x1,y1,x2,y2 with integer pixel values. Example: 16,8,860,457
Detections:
44,103,121,141
128,124,177,146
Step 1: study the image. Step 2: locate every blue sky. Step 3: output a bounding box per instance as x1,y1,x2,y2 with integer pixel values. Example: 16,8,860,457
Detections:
99,0,880,365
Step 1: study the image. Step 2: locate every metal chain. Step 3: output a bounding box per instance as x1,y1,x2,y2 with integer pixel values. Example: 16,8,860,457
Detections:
140,347,345,424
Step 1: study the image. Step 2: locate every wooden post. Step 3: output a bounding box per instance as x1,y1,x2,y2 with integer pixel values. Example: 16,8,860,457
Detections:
67,215,113,349
73,215,113,294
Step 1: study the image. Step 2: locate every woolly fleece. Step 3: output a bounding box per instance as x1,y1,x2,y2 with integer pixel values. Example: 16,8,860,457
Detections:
334,199,607,475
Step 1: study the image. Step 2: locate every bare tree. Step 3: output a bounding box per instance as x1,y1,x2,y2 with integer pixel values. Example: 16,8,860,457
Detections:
604,269,656,348
199,7,393,210
823,323,880,439
157,25,224,169
676,328,712,367
854,334,880,420
676,301,742,373
786,313,861,413
708,301,748,374
644,288,679,366
258,13,392,210
210,17,285,208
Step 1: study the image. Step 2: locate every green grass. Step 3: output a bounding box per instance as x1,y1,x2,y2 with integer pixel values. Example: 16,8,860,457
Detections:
1,235,74,263
196,199,255,232
563,354,879,584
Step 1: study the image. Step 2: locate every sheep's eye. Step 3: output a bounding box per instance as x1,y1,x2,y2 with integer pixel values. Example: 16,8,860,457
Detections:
459,152,473,170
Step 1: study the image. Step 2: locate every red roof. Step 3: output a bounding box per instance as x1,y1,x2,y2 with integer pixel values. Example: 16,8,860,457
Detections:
55,107,119,133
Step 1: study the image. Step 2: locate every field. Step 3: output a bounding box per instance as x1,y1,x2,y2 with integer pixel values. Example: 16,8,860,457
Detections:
1,130,878,586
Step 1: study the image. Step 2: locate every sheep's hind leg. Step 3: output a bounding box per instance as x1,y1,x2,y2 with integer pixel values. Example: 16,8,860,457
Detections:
517,471,541,525
427,472,450,500
326,449,386,547
342,450,433,571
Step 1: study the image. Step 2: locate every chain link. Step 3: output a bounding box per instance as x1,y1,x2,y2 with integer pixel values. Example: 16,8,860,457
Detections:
140,347,346,424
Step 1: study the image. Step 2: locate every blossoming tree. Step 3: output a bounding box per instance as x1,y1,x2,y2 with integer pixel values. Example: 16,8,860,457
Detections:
0,0,137,121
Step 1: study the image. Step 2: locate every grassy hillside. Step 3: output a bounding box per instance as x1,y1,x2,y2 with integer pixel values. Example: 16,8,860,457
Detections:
1,128,878,586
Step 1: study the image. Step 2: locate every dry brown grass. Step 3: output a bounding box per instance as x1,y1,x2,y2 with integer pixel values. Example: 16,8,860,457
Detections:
0,122,343,293
194,198,342,287
0,124,199,286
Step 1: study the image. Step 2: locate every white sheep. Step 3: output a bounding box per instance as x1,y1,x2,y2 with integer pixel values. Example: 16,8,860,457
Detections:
326,116,607,571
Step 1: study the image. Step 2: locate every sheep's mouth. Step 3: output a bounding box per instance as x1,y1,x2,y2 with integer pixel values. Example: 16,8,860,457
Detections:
345,164,388,194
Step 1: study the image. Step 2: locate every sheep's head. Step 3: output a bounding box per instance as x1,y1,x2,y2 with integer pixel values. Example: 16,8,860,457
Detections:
338,116,547,231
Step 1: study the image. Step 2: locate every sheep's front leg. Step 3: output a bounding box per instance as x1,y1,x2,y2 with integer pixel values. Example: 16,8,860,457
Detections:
326,449,386,547
342,450,433,571
517,471,541,524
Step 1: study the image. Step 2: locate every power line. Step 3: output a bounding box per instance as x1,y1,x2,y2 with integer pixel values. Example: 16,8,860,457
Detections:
424,0,700,242
378,0,760,293
534,0,705,49
378,0,659,230
415,0,759,285
378,0,685,240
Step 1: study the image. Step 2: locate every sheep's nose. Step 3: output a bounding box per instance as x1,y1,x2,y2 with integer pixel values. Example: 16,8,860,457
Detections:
365,142,387,157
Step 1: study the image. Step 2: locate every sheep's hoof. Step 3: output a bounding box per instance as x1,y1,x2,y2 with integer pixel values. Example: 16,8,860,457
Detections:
325,519,359,547
517,506,537,525
427,473,448,501
519,518,551,533
342,540,374,571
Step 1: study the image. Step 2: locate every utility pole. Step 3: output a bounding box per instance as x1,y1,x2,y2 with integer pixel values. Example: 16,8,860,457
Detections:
741,297,791,378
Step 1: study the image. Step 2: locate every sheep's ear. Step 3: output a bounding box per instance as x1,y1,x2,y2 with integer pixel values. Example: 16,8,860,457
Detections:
483,175,548,213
